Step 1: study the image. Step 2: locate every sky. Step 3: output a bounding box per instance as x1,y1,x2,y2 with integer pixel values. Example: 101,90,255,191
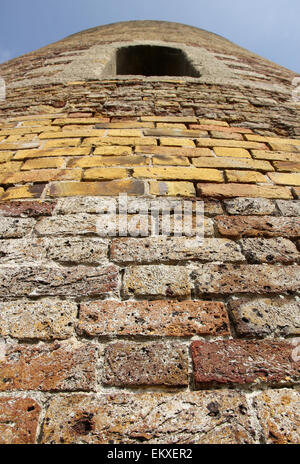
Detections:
0,0,299,73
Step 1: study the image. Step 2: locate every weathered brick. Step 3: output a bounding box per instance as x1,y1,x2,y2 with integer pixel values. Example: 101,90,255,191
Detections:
239,237,299,263
251,150,300,162
196,139,267,149
197,183,292,199
123,265,191,298
0,398,41,444
107,129,142,137
82,136,157,146
215,215,300,238
268,172,300,186
93,146,132,156
273,161,300,172
268,142,300,152
103,342,188,387
78,300,230,337
189,124,252,133
0,168,81,184
111,237,244,263
46,237,108,263
41,391,256,444
193,157,272,171
213,147,251,158
192,340,300,387
276,200,300,216
68,155,147,168
35,213,101,235
135,145,212,157
0,236,108,264
0,161,22,172
0,341,97,391
149,180,195,196
152,154,190,166
141,116,197,123
0,299,77,339
53,117,109,125
21,157,65,170
0,264,118,297
1,184,46,201
43,138,81,149
159,137,195,147
83,167,127,180
39,129,106,139
0,200,55,216
229,297,300,337
0,151,13,163
225,170,267,183
133,166,223,182
245,134,300,145
209,131,244,140
192,263,300,294
49,180,145,197
13,147,90,160
0,217,35,238
253,390,300,444
224,198,276,215
144,128,208,138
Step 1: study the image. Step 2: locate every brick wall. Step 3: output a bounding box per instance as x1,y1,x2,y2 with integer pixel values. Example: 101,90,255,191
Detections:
0,114,299,444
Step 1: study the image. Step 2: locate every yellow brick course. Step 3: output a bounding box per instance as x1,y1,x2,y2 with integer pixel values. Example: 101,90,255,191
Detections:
159,137,195,147
48,180,145,197
0,152,13,163
93,146,132,156
135,146,212,157
82,137,157,146
196,139,267,149
0,169,82,185
13,147,90,160
225,170,267,183
83,168,128,180
43,139,81,149
149,181,195,197
68,155,148,168
192,157,273,171
251,150,300,162
152,155,190,166
0,161,23,172
133,166,223,182
197,183,293,199
21,158,65,170
213,147,251,158
39,130,106,139
268,172,300,186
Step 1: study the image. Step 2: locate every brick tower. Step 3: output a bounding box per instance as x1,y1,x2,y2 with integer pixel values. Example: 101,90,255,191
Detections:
0,21,299,444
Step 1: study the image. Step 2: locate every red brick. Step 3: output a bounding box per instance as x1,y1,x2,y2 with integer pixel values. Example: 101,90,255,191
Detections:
0,398,41,444
192,340,300,387
0,342,97,391
215,215,300,238
0,200,56,216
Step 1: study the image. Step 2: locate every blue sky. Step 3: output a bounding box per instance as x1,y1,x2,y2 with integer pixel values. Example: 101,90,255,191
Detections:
0,0,299,73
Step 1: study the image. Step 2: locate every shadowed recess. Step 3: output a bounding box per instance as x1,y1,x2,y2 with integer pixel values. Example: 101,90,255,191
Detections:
116,45,200,77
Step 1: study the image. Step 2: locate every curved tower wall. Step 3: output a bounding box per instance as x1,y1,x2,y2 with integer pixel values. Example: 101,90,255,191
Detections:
0,21,299,444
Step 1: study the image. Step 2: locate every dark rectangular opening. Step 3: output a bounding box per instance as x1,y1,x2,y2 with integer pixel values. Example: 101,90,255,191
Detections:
116,45,200,77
